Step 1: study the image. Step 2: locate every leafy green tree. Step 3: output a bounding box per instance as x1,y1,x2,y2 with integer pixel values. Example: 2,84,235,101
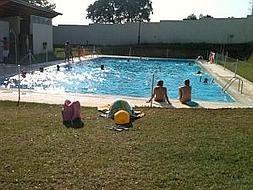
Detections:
199,14,204,19
21,0,56,10
86,0,153,24
184,13,197,20
199,14,213,19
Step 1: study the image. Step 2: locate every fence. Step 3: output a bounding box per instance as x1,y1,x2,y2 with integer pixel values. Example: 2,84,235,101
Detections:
216,52,243,76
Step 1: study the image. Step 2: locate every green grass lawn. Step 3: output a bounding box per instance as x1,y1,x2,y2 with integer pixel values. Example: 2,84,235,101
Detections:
222,60,253,82
1,101,253,189
219,53,253,82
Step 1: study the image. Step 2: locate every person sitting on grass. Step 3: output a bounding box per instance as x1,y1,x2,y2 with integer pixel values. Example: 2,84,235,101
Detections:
147,80,172,105
62,100,84,128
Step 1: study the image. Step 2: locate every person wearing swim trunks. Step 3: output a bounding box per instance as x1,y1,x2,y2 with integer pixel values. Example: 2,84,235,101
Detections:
147,80,171,105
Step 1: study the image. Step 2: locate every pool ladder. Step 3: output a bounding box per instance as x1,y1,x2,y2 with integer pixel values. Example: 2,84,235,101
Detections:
223,76,244,94
195,55,204,63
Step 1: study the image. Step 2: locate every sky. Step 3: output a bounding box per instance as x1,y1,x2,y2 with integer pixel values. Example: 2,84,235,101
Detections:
50,0,252,26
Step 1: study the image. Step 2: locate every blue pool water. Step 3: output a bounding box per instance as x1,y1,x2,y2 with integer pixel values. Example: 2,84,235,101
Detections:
1,57,234,102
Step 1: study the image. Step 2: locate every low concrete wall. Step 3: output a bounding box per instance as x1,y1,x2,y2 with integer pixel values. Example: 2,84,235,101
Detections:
53,16,253,45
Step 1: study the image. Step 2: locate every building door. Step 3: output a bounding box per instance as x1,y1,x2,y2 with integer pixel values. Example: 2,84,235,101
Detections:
19,16,32,59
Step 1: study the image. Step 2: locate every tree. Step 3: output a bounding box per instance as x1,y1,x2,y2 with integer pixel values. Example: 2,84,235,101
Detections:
184,13,197,20
86,0,153,24
21,0,56,10
199,14,204,19
199,14,213,19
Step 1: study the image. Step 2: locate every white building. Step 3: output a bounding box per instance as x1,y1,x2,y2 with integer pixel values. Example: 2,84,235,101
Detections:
0,0,61,63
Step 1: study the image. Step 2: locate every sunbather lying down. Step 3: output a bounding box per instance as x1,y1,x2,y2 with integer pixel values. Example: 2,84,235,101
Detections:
98,100,145,130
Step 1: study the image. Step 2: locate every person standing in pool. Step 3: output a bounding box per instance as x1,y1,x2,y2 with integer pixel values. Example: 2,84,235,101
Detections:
147,80,171,105
179,79,192,103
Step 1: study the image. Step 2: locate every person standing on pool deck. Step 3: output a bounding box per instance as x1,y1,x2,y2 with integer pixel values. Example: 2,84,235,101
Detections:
64,41,73,63
179,79,192,103
1,37,9,64
147,80,171,105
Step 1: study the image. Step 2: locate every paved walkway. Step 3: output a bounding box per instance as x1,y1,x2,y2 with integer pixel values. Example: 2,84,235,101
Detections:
199,61,253,105
0,60,63,78
0,56,253,108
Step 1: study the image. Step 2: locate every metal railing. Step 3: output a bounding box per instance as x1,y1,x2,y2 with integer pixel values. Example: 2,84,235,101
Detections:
223,76,244,94
217,52,244,94
195,55,204,63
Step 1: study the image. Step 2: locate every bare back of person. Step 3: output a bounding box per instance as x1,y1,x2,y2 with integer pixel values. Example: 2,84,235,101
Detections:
179,86,191,103
147,80,171,105
154,86,167,102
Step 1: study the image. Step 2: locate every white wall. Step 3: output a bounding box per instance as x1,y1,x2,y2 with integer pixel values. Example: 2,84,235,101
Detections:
32,23,53,54
53,16,253,45
53,23,139,45
0,21,9,62
53,25,90,44
0,20,10,37
156,17,253,44
89,23,138,45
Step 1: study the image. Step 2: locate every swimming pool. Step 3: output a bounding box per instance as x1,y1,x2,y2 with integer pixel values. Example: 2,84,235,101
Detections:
1,57,234,102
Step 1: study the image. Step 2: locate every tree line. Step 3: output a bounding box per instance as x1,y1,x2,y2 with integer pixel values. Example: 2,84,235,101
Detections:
22,0,213,23
22,0,153,23
22,0,56,10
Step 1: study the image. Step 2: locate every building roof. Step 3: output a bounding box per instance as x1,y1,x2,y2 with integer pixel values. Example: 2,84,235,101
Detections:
0,0,62,18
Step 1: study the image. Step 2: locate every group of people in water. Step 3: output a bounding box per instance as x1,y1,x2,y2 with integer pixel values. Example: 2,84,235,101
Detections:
147,79,194,106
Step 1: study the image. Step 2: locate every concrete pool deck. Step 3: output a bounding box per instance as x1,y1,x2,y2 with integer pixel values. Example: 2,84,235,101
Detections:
0,56,253,109
198,60,253,106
